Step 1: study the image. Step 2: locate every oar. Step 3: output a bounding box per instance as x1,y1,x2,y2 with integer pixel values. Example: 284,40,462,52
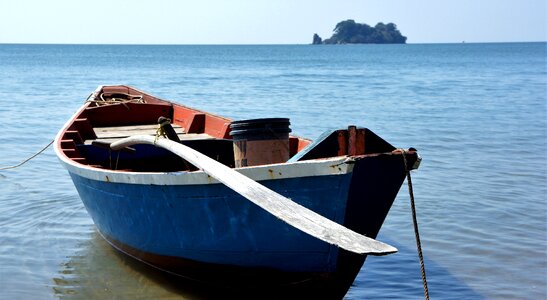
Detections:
111,135,397,255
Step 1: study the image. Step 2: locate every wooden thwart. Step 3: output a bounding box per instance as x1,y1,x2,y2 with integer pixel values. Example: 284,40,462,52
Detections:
86,124,213,145
110,135,398,255
84,133,213,145
94,124,185,139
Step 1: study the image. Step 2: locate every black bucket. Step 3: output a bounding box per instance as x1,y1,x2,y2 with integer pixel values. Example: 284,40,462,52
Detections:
230,118,291,167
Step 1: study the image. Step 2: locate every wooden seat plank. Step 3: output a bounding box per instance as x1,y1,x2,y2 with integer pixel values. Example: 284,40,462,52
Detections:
94,124,182,132
93,124,184,139
84,133,215,145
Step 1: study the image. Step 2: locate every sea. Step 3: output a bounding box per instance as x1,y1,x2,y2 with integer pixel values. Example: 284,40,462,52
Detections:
0,43,545,299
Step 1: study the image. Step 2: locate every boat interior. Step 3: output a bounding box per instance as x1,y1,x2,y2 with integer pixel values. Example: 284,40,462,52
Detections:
58,86,397,172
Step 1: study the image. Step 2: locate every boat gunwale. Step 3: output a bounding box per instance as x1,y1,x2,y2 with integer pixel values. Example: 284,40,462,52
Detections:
53,86,356,185
55,149,355,185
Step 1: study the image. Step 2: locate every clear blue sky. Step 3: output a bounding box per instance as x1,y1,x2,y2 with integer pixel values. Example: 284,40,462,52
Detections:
1,0,545,44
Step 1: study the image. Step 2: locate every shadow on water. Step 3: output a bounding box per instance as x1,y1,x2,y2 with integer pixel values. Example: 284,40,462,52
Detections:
52,231,341,299
52,232,485,299
348,237,486,300
52,231,233,299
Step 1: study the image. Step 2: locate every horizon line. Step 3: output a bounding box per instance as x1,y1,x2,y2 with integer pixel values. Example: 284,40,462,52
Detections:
0,41,545,46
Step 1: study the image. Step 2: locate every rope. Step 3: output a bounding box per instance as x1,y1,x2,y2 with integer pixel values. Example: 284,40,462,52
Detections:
154,118,171,144
401,149,430,300
0,140,54,170
86,92,145,106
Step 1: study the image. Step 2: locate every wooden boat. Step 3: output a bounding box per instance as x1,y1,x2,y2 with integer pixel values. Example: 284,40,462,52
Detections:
54,85,420,298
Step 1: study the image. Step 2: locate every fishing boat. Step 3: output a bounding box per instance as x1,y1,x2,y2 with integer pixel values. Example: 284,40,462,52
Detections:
54,85,420,298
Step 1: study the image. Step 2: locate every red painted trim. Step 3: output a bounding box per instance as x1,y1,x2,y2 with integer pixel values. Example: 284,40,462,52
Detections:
204,115,231,138
297,137,312,152
172,104,231,138
188,113,206,133
337,130,348,156
85,102,173,127
347,126,365,156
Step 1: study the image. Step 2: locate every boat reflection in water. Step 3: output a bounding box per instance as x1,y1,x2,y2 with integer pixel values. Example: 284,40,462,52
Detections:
52,231,485,299
52,231,227,299
53,231,378,299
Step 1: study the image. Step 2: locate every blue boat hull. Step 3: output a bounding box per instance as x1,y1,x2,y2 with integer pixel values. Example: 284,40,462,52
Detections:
70,172,352,273
65,152,410,297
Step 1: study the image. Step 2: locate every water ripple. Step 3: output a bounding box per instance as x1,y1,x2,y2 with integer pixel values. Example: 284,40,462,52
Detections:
0,43,545,299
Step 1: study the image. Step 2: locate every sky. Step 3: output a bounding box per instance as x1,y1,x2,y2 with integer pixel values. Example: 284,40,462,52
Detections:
0,0,545,44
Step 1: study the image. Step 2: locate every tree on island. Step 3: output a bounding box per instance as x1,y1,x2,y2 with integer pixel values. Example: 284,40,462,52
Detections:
313,20,407,44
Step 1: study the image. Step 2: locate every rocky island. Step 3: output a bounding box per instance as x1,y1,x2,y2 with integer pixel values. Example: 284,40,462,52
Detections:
313,19,407,44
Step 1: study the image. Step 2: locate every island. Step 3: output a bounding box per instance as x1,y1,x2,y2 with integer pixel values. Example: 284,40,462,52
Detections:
312,19,407,44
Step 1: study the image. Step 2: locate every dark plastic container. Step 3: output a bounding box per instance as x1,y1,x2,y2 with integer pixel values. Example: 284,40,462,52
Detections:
230,118,291,167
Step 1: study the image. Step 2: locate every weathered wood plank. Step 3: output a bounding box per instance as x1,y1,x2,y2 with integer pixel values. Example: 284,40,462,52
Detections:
95,128,185,139
84,133,215,145
110,135,398,255
94,124,183,132
93,124,184,139
337,130,348,156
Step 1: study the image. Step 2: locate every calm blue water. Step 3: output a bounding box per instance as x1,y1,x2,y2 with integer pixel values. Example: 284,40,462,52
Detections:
0,43,545,299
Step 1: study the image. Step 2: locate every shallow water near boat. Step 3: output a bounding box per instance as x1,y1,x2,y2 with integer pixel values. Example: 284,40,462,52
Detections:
0,43,545,299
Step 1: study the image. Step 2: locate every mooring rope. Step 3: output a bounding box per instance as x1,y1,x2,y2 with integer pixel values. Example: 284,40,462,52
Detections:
401,149,430,300
0,140,54,171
